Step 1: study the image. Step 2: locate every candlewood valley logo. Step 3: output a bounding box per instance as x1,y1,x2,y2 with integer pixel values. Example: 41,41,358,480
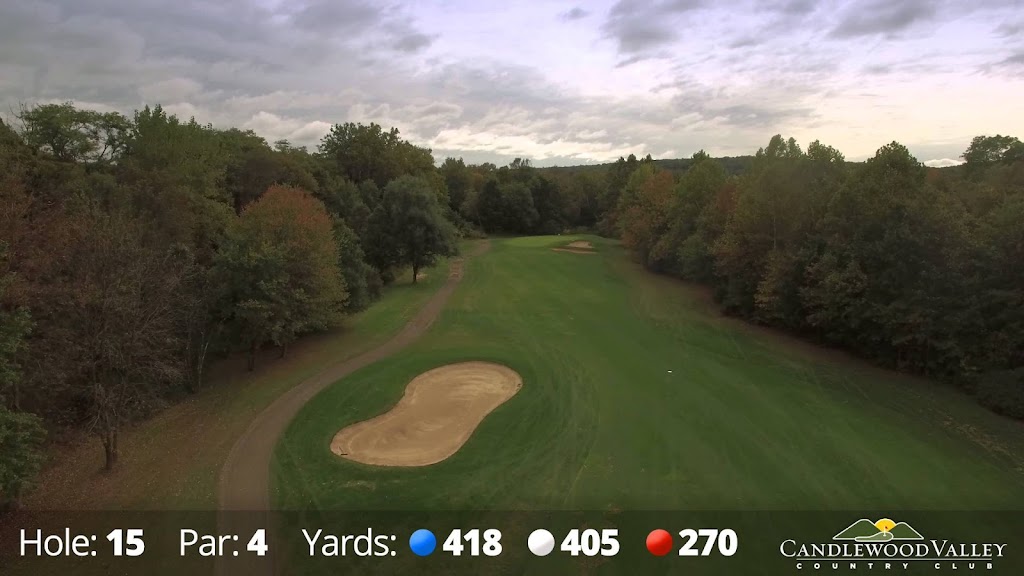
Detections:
779,518,1007,571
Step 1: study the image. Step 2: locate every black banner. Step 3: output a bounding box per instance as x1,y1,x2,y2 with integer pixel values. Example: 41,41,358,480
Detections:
2,511,1021,575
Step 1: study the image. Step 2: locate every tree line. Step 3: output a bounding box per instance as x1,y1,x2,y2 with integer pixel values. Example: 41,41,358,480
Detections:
609,135,1024,423
0,103,463,506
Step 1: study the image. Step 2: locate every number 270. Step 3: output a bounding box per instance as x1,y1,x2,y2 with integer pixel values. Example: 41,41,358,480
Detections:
677,529,737,556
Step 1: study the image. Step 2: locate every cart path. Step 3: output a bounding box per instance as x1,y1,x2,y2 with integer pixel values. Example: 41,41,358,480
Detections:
218,240,489,514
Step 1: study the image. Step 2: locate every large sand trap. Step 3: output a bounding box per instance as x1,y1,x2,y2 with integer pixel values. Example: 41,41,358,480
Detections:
330,361,522,466
552,240,596,254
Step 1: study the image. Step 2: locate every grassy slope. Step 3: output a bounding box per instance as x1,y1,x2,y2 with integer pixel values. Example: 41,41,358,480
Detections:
274,236,1024,511
25,261,452,510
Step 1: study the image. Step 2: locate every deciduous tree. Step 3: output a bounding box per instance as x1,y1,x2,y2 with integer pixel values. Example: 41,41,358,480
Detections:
366,176,458,283
216,186,347,369
17,102,130,167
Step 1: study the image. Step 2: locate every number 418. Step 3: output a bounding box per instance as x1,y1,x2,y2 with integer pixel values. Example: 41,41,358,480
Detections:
678,528,737,556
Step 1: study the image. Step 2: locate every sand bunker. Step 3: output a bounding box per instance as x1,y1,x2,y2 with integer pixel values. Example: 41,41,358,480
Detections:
330,361,522,466
552,240,596,254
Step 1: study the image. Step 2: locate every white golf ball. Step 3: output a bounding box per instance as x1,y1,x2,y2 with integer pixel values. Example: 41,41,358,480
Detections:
528,529,556,556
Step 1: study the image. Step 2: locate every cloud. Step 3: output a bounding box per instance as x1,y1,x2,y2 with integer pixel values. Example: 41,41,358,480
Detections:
728,37,760,49
862,64,892,75
242,111,333,144
981,50,1024,76
1,0,1022,168
704,104,817,129
138,77,204,103
391,30,436,53
287,0,381,34
829,0,937,38
559,7,589,21
995,21,1022,37
1000,52,1024,66
924,158,963,167
771,0,818,16
600,0,705,55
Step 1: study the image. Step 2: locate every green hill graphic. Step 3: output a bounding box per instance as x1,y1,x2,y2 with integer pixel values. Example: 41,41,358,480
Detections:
855,531,894,542
889,522,924,540
834,519,879,540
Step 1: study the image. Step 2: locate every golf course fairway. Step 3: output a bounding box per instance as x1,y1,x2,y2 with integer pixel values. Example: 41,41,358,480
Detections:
273,236,1024,512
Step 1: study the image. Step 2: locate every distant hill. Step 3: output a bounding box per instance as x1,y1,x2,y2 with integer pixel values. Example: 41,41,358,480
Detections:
540,155,756,177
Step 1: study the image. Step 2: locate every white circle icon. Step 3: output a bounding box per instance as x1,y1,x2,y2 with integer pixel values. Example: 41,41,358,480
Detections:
528,529,556,557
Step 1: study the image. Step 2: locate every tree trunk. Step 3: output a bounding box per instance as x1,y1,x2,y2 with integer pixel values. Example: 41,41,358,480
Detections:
248,341,257,371
102,428,119,471
7,486,24,510
924,339,930,376
194,337,209,391
279,343,287,359
412,263,419,284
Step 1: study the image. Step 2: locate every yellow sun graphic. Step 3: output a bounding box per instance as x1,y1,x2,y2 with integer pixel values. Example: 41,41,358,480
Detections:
875,518,896,533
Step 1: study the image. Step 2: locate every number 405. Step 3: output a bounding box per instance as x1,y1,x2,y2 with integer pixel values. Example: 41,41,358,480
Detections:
678,529,738,557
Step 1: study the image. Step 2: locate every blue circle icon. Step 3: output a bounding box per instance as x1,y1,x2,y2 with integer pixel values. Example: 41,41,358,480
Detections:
409,529,437,556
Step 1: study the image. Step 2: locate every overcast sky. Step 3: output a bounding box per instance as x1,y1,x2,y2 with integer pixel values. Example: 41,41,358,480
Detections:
2,0,1022,167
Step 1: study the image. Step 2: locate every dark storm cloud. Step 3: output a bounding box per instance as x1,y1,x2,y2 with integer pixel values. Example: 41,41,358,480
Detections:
829,0,937,38
559,7,589,21
600,0,705,55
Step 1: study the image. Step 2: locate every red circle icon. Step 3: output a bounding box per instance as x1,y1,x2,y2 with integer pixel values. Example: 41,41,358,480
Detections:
646,529,673,556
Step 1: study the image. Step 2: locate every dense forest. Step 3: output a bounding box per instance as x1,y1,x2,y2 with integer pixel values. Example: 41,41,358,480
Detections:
0,101,1021,508
610,136,1024,424
0,103,469,506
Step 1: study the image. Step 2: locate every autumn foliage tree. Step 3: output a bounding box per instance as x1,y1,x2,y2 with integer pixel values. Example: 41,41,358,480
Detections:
618,169,678,270
216,186,347,370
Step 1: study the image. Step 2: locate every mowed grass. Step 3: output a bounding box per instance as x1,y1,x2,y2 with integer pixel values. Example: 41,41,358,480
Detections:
24,260,452,510
273,236,1024,511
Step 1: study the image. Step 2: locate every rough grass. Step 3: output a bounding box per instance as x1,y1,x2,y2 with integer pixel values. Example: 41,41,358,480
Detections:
275,236,1024,511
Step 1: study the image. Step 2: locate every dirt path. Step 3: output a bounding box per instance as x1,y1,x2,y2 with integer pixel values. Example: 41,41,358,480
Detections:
216,242,489,574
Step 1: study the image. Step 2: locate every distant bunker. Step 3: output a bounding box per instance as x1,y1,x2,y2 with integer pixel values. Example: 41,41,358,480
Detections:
330,362,522,466
552,240,596,254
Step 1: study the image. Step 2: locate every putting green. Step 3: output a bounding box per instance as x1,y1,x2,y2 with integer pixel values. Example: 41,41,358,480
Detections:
273,236,1024,511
